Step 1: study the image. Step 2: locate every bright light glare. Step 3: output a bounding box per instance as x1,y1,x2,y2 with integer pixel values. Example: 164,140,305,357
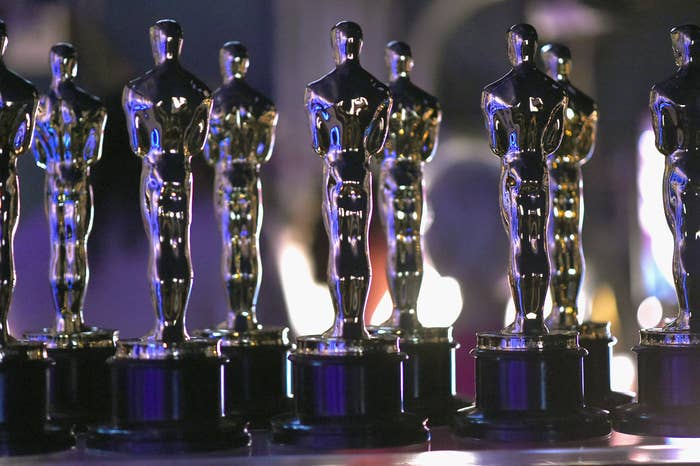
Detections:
503,293,552,327
418,265,463,327
504,296,516,327
414,451,477,465
636,296,663,329
371,291,392,325
666,437,700,448
611,353,636,393
637,129,674,292
370,263,464,328
665,437,700,462
277,240,333,336
277,229,463,333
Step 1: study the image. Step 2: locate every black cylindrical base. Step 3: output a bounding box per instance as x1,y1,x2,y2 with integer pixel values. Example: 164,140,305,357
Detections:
579,336,633,410
87,418,248,454
47,346,115,429
614,343,700,437
222,342,291,429
0,349,73,455
0,425,73,456
453,343,610,441
453,404,611,442
86,351,249,453
271,349,429,448
272,412,428,449
291,351,404,418
401,339,467,426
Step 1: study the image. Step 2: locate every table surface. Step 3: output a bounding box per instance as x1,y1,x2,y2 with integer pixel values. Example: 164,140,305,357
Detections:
3,427,700,465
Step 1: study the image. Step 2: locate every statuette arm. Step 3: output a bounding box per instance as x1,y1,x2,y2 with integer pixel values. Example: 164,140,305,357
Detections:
578,106,598,162
305,89,328,157
84,105,108,165
481,91,506,157
650,89,678,155
203,109,223,165
14,97,38,156
31,96,50,168
421,105,441,163
122,87,150,158
184,99,212,157
254,106,278,164
541,98,568,155
365,96,392,157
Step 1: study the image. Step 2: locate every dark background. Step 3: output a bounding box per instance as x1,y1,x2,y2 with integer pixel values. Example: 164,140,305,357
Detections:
2,0,698,397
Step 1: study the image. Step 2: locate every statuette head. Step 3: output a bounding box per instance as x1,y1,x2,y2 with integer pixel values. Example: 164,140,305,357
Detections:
150,19,183,65
50,43,78,83
507,23,537,67
670,24,700,68
220,41,249,82
331,21,363,65
386,40,413,81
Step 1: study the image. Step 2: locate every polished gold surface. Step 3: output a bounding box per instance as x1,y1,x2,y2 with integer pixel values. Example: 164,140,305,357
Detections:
377,41,441,336
294,334,400,356
0,20,39,346
114,337,222,360
639,328,700,347
481,24,567,335
476,330,579,351
24,327,117,349
0,341,47,362
373,324,453,344
304,21,392,343
25,44,118,353
122,20,212,345
204,42,278,334
539,43,598,332
202,327,290,347
579,321,613,340
649,25,700,337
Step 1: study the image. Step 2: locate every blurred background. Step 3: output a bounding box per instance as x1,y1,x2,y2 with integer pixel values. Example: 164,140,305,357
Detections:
2,0,698,398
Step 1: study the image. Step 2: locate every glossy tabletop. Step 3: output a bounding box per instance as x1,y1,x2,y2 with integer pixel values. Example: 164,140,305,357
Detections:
7,428,700,465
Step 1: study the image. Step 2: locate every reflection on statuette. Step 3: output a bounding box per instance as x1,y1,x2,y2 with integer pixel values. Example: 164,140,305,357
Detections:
539,43,597,331
0,20,39,345
122,19,212,344
650,25,700,334
32,43,108,336
378,40,441,335
611,25,700,438
204,41,278,334
481,24,567,335
305,21,392,341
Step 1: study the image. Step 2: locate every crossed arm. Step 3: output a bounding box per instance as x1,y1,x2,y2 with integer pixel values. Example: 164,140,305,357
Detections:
650,89,679,156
